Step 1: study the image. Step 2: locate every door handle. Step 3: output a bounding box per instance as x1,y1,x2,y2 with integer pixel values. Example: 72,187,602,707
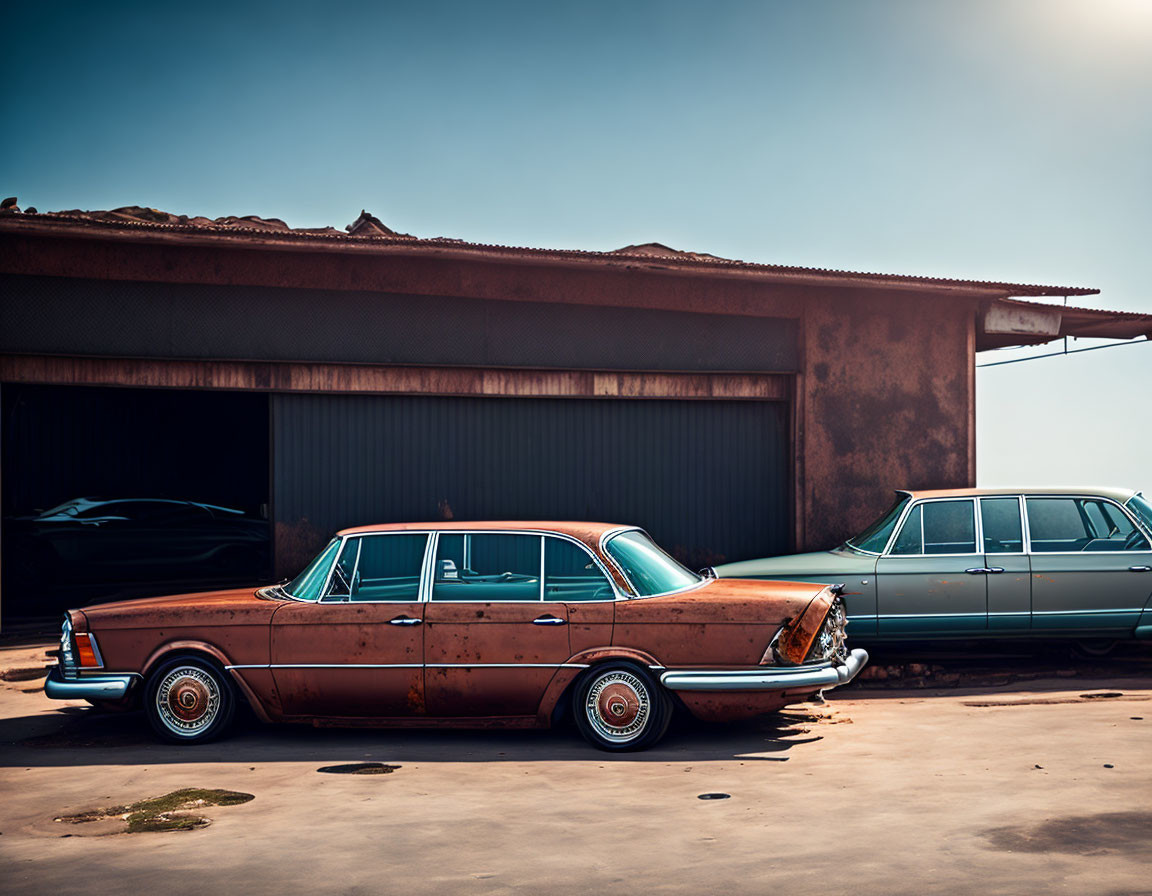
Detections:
1130,566,1152,572
532,615,566,625
965,567,990,575
388,616,422,626
987,567,1005,574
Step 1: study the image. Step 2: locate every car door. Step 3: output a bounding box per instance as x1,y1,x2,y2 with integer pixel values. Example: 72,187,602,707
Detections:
1025,496,1152,634
980,496,1031,633
271,532,430,717
423,532,573,717
875,498,987,636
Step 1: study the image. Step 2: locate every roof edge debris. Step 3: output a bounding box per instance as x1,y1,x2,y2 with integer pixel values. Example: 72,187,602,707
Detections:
0,200,1102,299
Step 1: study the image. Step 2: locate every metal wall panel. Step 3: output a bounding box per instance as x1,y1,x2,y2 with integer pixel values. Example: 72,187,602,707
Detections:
273,393,789,576
1,274,799,372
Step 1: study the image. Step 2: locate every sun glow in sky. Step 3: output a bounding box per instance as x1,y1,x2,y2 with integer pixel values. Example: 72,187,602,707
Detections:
1,0,1149,488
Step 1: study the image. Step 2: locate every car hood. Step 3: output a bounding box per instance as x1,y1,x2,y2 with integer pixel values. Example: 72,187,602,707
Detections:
715,546,877,580
76,586,281,629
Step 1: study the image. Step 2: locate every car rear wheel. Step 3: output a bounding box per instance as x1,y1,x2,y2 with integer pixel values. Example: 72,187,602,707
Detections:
145,656,235,744
573,662,672,752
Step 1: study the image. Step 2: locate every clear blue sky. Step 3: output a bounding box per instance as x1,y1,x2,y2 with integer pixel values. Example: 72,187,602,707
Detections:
3,0,1149,486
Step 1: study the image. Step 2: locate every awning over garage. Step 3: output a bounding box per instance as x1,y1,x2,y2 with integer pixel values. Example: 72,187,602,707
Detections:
978,298,1152,351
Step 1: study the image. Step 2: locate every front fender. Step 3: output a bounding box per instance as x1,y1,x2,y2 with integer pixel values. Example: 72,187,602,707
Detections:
534,646,667,727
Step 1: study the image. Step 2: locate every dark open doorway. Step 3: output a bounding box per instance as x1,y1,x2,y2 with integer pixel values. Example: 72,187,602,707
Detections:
2,384,270,624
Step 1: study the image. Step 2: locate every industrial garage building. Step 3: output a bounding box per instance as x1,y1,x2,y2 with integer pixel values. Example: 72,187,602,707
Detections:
2,205,1149,624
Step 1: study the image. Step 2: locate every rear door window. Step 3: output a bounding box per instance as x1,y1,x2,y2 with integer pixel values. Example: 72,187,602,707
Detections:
1027,497,1150,552
980,498,1023,554
432,533,542,601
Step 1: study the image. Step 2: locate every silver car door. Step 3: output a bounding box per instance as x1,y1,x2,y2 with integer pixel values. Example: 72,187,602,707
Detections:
876,498,987,636
980,496,1031,633
1026,496,1152,635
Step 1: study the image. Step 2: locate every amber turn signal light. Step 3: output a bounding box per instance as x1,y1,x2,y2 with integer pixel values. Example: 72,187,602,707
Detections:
74,633,101,668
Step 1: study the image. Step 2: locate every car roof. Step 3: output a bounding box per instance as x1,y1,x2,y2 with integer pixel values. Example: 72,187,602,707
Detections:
335,521,630,542
903,486,1138,502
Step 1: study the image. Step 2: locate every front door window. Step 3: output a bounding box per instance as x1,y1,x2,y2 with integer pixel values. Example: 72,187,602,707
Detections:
877,499,986,635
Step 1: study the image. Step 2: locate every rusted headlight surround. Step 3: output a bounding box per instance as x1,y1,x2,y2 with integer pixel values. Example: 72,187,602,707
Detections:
762,591,849,666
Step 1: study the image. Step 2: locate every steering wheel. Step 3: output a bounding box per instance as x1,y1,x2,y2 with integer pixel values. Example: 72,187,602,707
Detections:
1124,528,1149,551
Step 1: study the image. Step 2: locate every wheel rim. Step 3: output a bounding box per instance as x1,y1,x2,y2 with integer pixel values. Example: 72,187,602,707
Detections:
585,669,650,744
155,666,221,737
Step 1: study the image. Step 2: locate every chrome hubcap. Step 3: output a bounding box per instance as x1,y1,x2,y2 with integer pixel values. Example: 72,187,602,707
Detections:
156,666,220,736
585,670,649,743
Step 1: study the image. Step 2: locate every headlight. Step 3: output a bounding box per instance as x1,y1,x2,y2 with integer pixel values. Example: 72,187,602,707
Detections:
59,617,77,677
805,597,849,663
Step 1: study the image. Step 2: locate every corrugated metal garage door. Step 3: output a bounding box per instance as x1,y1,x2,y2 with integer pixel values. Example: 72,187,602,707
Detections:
273,394,789,575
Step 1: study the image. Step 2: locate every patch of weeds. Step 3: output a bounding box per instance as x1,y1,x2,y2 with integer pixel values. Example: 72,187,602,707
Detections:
57,788,254,834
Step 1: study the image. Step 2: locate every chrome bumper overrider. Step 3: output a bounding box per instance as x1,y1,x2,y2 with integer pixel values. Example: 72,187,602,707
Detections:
44,667,137,701
659,648,869,692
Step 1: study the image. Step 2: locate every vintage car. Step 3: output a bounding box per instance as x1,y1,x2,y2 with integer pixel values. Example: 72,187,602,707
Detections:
4,496,269,586
717,488,1152,647
45,521,867,751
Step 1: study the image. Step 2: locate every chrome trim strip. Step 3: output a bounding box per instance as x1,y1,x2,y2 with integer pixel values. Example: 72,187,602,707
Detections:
539,536,546,602
660,649,868,692
227,662,591,670
1032,608,1143,615
426,663,591,669
871,608,1143,620
44,668,136,701
421,532,438,603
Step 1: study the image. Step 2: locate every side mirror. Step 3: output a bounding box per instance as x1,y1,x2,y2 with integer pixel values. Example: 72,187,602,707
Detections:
699,566,717,580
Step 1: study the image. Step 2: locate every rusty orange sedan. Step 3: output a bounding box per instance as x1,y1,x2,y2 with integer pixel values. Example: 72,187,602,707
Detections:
45,522,867,751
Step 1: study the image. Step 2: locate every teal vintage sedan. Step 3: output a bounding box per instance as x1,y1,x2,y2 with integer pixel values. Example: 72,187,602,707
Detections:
717,488,1152,645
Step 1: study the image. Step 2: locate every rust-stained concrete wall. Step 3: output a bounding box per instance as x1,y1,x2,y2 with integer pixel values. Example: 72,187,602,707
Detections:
799,289,975,550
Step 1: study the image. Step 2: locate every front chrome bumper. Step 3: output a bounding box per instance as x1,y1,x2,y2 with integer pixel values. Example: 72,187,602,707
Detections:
44,667,137,701
659,648,869,692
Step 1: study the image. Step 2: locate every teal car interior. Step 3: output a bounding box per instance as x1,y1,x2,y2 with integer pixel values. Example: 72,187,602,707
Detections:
717,487,1152,642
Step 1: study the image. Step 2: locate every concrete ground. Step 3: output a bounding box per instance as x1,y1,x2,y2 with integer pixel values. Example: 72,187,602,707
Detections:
1,638,1150,896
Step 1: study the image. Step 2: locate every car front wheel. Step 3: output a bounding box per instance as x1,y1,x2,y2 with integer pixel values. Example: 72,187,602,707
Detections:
573,663,672,751
145,656,235,744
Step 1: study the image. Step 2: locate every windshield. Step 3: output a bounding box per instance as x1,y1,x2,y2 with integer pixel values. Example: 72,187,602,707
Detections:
604,530,701,596
1126,494,1152,534
846,495,911,553
284,538,341,601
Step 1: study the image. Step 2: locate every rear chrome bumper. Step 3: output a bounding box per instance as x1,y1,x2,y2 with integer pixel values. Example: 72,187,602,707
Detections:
44,667,137,701
660,648,869,692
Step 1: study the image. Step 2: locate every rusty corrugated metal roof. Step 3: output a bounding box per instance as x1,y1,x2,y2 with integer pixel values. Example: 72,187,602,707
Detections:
0,202,1102,298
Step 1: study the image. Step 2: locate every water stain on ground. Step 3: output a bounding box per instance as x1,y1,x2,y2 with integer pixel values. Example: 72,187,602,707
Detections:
982,811,1152,856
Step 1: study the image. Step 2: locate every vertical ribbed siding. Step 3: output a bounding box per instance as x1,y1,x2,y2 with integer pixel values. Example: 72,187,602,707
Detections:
273,394,788,574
